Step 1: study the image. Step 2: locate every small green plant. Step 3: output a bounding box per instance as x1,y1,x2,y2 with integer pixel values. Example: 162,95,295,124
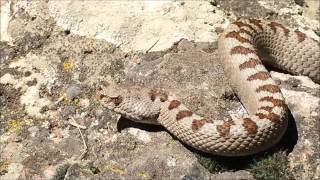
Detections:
315,28,320,37
195,153,226,173
52,163,71,180
249,151,294,180
87,163,100,174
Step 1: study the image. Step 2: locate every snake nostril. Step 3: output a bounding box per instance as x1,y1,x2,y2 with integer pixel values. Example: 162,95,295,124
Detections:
96,92,106,100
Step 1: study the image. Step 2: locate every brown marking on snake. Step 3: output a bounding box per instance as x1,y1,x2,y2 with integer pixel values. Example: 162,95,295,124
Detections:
232,21,257,33
149,89,157,101
217,120,235,137
225,31,250,43
247,71,271,81
294,30,306,42
168,100,181,110
191,119,209,131
239,58,262,70
257,99,282,123
256,112,281,123
176,110,193,121
149,89,168,102
256,84,281,93
268,22,289,36
259,96,286,107
230,46,255,55
249,18,263,31
242,118,258,134
258,106,274,112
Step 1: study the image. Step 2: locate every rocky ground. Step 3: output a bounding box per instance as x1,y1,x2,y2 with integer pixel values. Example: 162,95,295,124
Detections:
0,0,319,180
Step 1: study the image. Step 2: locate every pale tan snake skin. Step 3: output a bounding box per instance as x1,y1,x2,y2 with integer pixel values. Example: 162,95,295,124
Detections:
97,19,319,156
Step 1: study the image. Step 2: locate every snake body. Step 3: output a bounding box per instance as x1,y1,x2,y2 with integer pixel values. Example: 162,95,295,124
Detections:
97,19,319,156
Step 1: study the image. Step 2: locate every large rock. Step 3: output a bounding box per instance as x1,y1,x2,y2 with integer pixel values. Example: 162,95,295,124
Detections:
48,1,230,52
271,73,320,180
210,170,255,180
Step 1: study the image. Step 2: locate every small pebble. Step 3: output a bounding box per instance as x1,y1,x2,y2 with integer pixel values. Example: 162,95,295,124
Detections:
65,85,82,100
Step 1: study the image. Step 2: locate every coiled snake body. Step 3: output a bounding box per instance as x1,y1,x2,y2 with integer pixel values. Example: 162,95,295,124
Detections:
97,19,319,156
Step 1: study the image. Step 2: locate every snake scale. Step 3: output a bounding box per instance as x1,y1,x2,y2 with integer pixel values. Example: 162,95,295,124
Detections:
97,19,320,156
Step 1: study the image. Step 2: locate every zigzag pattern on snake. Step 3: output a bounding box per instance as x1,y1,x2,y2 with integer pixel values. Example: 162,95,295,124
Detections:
97,18,319,156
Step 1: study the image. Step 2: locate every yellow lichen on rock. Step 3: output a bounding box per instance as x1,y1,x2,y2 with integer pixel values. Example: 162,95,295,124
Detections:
137,171,151,180
6,118,33,133
63,59,75,71
104,164,125,175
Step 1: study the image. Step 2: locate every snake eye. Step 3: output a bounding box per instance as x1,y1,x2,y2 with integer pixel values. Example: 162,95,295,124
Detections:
110,96,123,106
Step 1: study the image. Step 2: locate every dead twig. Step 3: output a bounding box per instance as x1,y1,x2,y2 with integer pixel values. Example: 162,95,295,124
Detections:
69,117,87,159
145,39,159,53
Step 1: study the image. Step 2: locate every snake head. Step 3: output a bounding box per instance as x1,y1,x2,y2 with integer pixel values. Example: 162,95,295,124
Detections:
96,85,164,124
96,85,124,110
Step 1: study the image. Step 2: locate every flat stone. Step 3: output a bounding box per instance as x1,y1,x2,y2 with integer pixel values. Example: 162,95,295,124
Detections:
210,170,255,180
271,72,320,180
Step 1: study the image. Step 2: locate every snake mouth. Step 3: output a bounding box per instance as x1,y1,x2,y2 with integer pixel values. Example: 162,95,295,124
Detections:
96,87,106,101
